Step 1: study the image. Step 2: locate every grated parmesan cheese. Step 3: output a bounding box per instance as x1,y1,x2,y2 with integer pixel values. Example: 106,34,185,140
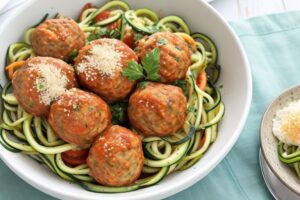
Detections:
273,100,300,146
76,43,124,80
29,62,68,105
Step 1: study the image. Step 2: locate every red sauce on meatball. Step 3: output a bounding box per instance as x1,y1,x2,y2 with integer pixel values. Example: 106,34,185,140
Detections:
87,125,144,186
136,32,191,83
128,82,187,136
48,88,111,147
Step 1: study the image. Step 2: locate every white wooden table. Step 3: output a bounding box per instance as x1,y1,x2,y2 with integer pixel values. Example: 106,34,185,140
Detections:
1,0,300,22
211,0,300,21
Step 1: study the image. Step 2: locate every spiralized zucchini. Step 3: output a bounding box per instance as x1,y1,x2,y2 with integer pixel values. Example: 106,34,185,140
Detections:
1,0,224,193
277,142,300,180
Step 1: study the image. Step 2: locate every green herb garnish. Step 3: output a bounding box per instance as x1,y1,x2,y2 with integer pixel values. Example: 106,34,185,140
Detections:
69,49,78,62
36,79,45,92
122,61,145,80
138,81,149,89
123,47,160,81
173,79,188,97
134,33,144,42
175,45,182,51
74,105,80,112
157,38,168,46
110,29,121,39
109,101,128,125
87,27,110,42
142,47,160,81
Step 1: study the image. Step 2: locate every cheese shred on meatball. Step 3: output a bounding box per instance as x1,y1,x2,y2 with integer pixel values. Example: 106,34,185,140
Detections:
29,63,69,105
77,43,124,79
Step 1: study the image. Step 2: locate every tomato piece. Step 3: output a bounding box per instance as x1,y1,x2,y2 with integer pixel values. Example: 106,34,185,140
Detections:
196,71,207,91
94,10,111,22
61,149,89,166
198,134,206,149
107,21,120,30
123,33,135,49
79,3,93,22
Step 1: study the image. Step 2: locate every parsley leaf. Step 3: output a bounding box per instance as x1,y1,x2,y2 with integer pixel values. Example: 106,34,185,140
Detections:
87,27,110,42
157,38,168,46
122,61,145,80
142,47,160,81
109,101,128,125
123,48,161,82
36,79,45,92
69,49,78,62
138,81,149,89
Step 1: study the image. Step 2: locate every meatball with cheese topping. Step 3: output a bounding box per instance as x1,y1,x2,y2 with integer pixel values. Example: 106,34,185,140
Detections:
48,88,111,147
87,125,144,186
136,32,191,83
128,82,187,136
31,18,85,61
74,38,137,102
12,57,77,116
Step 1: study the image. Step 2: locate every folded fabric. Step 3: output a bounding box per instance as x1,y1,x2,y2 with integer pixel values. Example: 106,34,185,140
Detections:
2,9,300,200
168,11,300,200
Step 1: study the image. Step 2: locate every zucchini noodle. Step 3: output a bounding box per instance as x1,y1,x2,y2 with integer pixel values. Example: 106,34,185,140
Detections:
278,142,300,178
1,0,224,193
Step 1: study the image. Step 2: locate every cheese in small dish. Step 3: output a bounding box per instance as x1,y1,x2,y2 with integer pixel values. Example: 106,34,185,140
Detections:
273,100,300,146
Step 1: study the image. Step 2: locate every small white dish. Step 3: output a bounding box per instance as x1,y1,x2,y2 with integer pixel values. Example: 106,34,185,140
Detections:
261,84,300,196
259,149,300,200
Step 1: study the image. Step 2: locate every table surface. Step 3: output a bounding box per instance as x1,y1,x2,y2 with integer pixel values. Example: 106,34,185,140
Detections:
211,0,300,21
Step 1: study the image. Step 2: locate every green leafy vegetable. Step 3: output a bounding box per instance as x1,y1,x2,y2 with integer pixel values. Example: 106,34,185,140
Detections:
74,105,80,112
110,29,121,39
123,47,161,82
69,49,78,62
122,61,144,80
157,38,168,46
109,101,128,125
142,48,160,81
138,81,149,89
134,33,144,42
36,79,45,92
173,79,188,97
87,27,110,42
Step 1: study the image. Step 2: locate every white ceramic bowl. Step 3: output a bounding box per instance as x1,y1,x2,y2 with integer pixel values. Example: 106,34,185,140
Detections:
0,0,252,199
261,85,300,196
0,0,9,13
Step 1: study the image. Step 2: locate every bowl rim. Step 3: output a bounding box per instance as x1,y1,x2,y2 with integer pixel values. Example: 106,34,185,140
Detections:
260,84,300,196
0,0,253,199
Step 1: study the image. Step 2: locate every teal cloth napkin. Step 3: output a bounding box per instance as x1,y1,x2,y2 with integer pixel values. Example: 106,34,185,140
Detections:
2,10,300,200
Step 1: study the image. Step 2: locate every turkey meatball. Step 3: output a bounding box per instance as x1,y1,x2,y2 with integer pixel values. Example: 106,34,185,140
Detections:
48,88,111,147
31,18,86,61
128,82,187,136
87,125,144,186
12,57,77,116
136,32,191,83
74,38,137,102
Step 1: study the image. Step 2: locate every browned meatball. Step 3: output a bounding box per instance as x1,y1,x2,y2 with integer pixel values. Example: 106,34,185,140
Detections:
87,125,144,186
31,18,86,61
48,88,111,147
128,82,187,136
136,32,191,83
12,57,77,116
74,38,137,102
